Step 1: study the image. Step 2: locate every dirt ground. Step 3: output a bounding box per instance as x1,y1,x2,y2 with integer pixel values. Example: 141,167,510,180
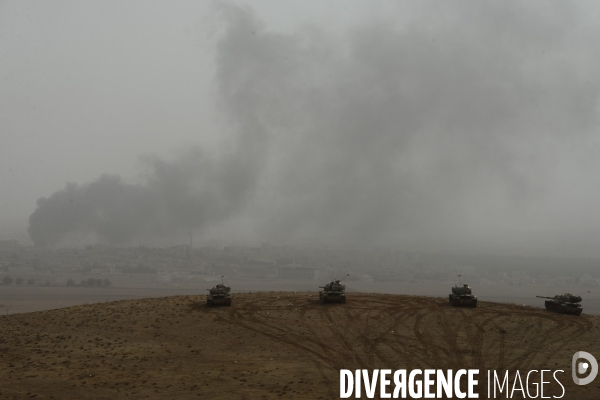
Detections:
0,292,599,399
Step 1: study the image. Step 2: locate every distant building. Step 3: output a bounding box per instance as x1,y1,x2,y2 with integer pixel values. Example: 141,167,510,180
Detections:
7,266,34,273
91,267,111,275
278,264,315,280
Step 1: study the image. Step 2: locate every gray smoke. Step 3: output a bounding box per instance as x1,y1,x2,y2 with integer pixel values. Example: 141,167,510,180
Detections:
29,2,600,252
218,2,600,250
28,146,262,246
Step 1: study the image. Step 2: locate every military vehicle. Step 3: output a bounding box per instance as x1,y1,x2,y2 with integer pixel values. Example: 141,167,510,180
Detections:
206,283,232,306
319,280,346,304
536,293,582,316
449,283,477,307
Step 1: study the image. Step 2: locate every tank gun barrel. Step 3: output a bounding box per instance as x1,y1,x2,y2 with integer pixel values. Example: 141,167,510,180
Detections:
536,296,554,299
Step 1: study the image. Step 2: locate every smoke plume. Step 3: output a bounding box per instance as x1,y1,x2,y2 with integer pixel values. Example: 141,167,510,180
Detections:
29,2,600,252
28,146,261,246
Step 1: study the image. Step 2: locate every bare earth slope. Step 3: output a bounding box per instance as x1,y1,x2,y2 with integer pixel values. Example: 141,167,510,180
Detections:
1,293,599,399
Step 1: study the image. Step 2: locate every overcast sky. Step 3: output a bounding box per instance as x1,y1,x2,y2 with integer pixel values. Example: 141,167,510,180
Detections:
2,1,600,256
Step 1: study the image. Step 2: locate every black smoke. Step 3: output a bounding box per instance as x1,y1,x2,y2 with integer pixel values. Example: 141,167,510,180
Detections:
28,147,261,246
29,2,600,252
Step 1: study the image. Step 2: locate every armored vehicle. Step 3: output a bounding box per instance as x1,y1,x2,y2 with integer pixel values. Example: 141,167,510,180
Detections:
319,280,346,304
449,284,477,307
207,283,231,306
536,293,582,316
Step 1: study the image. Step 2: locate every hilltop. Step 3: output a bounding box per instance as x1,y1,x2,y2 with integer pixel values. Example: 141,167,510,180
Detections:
1,293,599,399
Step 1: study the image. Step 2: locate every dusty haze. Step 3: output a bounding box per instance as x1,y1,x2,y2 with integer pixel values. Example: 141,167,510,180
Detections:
2,1,600,256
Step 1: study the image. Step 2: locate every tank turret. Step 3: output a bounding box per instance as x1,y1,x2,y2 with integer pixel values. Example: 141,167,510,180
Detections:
449,284,477,307
207,283,232,306
536,293,582,315
319,280,346,304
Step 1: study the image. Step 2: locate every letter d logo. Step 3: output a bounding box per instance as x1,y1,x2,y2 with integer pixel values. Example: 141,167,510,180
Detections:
572,351,598,385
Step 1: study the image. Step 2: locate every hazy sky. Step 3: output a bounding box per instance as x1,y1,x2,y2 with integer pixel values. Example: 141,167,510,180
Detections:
3,1,600,256
0,0,365,239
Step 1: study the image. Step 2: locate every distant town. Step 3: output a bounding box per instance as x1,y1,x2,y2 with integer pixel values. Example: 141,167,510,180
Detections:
0,239,598,288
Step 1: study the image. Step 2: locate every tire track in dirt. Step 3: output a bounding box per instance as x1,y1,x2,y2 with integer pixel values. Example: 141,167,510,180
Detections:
340,306,397,369
478,309,587,373
470,312,504,371
299,306,360,368
408,300,460,363
229,310,337,367
518,312,593,372
486,311,511,370
437,309,466,369
389,308,424,368
223,297,372,373
515,313,570,371
388,302,453,369
321,306,367,367
413,310,442,364
217,307,338,381
195,292,599,399
515,317,553,372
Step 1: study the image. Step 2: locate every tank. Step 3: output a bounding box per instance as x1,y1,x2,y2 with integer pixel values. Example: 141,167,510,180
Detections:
206,283,232,306
319,280,346,304
449,284,478,307
536,293,582,316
